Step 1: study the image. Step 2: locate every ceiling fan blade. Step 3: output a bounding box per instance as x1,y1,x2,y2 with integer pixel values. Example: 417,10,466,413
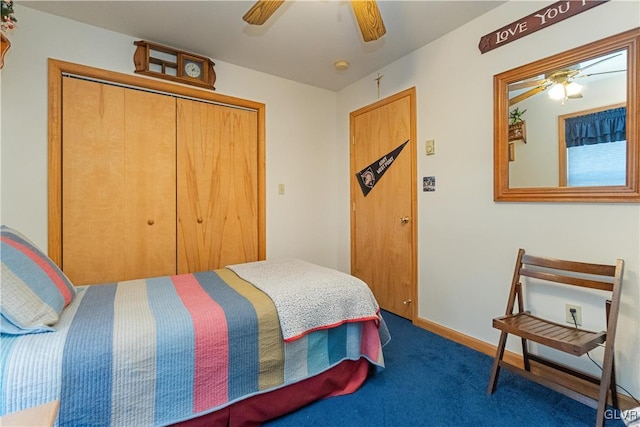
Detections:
509,79,546,91
351,0,386,42
509,85,547,106
243,0,285,25
578,52,623,73
574,69,626,79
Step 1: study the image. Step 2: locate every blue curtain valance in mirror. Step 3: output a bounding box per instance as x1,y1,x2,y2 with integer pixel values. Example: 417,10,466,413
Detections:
565,107,626,147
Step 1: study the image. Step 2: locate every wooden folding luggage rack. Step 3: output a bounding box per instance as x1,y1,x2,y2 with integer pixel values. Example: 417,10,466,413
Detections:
487,249,624,427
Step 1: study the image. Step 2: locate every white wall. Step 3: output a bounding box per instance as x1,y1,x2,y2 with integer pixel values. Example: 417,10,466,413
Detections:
2,0,639,402
336,0,640,398
0,4,339,268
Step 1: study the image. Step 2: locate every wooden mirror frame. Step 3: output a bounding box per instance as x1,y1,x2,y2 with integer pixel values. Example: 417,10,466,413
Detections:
494,28,640,202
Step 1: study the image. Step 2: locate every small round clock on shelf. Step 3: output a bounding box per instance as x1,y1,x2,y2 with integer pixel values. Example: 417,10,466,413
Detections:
184,61,202,78
133,40,216,90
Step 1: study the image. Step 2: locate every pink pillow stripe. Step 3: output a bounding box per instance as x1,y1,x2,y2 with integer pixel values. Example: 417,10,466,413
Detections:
2,237,74,305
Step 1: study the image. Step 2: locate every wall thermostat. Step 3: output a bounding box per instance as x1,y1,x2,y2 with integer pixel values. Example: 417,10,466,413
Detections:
426,139,435,155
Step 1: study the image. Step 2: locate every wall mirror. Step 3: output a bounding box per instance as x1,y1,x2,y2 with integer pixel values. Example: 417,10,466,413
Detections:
494,28,639,202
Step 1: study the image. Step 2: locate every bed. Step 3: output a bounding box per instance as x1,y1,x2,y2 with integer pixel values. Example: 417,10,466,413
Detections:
0,225,388,426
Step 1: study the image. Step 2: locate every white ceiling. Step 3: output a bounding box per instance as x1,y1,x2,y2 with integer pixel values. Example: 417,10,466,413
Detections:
21,0,505,91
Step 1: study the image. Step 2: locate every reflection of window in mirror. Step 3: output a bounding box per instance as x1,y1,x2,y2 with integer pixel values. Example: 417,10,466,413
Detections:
558,103,626,187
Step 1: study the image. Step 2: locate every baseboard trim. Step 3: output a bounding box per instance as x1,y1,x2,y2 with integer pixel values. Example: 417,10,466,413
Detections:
413,316,637,410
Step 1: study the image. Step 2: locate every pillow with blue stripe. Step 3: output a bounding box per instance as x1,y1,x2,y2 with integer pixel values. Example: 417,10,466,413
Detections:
1,225,77,334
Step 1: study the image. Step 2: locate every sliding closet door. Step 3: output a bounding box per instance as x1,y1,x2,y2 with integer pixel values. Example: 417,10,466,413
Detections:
176,99,259,273
61,77,176,285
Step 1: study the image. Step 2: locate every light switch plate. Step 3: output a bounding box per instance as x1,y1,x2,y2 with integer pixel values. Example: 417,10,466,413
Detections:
426,139,435,155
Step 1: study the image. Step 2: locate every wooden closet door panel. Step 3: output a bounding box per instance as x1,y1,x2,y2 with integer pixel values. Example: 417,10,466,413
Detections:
62,78,177,285
123,89,177,280
62,77,126,285
177,99,259,273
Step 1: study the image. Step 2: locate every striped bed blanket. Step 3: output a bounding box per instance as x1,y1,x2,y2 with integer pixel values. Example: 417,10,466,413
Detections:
0,266,386,426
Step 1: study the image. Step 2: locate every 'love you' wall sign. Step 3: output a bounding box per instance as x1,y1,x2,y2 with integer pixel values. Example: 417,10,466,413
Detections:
478,1,609,54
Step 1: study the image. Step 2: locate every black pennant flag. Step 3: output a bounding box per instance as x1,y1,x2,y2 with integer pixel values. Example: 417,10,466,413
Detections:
355,140,409,197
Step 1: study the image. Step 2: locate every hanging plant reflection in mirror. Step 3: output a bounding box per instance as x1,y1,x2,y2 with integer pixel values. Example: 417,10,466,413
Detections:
1,0,17,32
509,108,527,125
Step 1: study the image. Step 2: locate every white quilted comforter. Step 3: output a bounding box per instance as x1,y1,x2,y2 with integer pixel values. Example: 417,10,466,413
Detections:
227,259,380,341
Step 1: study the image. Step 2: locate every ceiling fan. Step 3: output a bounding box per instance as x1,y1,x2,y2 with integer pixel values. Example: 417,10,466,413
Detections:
509,53,625,106
242,0,386,42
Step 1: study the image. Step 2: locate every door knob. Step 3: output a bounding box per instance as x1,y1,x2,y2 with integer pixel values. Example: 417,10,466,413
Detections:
400,216,410,224
147,219,155,225
403,299,412,305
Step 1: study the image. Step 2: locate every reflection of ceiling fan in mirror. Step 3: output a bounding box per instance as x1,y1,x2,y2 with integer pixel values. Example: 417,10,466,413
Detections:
242,0,386,42
509,53,625,106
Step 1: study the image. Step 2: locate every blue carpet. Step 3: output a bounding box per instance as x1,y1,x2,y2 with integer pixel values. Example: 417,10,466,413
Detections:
264,310,625,426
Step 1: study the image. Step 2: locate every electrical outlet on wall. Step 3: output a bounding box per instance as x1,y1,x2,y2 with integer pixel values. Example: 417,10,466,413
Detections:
565,303,582,326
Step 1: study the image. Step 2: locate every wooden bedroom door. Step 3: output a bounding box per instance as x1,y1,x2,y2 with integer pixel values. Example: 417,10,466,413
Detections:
350,88,417,320
61,77,177,285
176,99,260,273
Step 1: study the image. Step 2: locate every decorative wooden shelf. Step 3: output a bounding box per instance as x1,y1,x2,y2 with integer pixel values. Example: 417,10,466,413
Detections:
508,121,526,143
1,33,11,69
133,40,216,90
